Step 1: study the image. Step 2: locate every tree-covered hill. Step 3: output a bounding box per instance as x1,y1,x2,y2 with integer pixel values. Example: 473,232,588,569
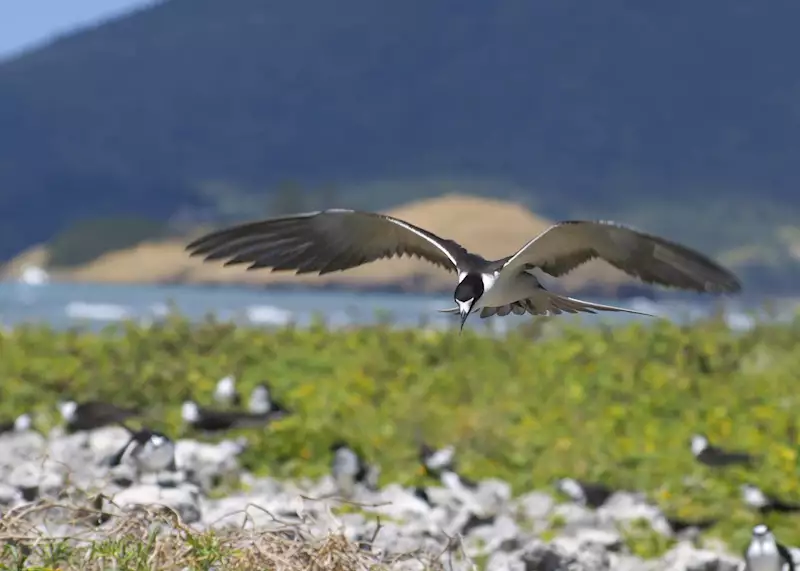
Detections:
1,0,799,278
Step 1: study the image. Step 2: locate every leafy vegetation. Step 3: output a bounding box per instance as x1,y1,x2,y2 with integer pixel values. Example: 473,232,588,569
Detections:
1,0,799,270
1,313,800,552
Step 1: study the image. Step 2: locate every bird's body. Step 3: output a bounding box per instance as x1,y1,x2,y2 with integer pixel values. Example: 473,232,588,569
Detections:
186,210,741,331
58,400,139,432
744,524,794,571
213,375,242,408
0,413,32,435
330,441,380,497
440,469,478,494
181,400,288,433
248,382,287,416
420,443,456,476
741,484,800,515
691,434,756,467
662,515,717,541
555,478,615,509
109,427,176,475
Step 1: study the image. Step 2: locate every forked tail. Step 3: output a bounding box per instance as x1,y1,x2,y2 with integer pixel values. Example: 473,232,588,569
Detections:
439,291,656,318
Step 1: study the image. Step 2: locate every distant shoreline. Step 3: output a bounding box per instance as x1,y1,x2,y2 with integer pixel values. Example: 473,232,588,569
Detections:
153,277,662,300
3,194,774,300
9,275,719,303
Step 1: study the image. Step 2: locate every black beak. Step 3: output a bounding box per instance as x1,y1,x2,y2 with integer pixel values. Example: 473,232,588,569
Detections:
458,305,471,333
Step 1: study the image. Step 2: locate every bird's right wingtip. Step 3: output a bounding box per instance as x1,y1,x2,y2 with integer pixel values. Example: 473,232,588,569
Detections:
184,238,204,253
714,275,743,295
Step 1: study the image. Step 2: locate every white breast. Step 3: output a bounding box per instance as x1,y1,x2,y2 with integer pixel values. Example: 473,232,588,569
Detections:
746,542,781,571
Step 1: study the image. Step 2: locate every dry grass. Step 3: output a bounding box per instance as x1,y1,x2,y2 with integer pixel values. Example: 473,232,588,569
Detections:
0,493,454,571
2,194,636,294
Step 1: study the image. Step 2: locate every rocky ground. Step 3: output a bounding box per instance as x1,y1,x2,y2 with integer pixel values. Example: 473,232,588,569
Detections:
0,427,748,570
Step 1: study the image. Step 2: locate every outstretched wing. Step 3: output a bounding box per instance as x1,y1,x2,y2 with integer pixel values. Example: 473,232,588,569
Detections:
186,209,467,274
500,221,741,294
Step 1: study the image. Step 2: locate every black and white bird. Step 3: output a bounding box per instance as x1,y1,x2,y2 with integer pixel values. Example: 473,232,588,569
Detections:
555,478,615,509
0,413,32,434
741,484,800,515
213,375,242,407
248,382,287,416
662,515,718,539
744,524,795,571
181,400,288,433
108,426,177,476
439,468,479,495
690,433,756,467
330,441,380,497
58,400,140,432
419,443,456,477
185,210,741,331
412,486,433,507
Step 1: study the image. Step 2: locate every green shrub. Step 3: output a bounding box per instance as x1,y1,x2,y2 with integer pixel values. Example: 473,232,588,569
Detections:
1,312,799,548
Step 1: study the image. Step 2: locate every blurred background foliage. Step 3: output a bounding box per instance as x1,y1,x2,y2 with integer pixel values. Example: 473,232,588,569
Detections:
1,313,799,549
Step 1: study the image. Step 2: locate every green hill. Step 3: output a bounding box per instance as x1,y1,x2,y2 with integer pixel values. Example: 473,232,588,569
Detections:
1,0,799,289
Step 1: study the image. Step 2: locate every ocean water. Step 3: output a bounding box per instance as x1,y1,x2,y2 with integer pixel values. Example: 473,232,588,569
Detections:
0,280,795,333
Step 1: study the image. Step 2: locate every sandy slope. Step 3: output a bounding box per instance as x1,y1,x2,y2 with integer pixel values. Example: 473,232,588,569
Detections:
2,194,637,294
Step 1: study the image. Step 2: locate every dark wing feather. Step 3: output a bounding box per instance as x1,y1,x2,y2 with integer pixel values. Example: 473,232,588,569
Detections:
108,437,134,467
778,542,795,571
500,221,741,294
186,209,467,274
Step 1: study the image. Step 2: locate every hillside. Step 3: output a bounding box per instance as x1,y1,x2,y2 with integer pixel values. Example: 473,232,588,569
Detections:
2,195,662,295
1,0,800,285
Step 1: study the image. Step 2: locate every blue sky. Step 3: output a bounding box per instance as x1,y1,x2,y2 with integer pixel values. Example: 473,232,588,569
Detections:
0,0,154,60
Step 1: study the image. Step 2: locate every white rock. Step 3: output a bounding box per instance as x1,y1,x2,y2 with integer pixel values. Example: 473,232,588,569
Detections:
388,560,427,571
474,478,513,513
46,433,99,472
335,512,369,543
87,426,131,458
521,538,611,571
138,470,187,488
365,484,432,521
202,495,287,530
109,463,136,486
466,514,523,555
556,528,624,551
657,542,741,571
597,492,663,527
514,491,555,522
175,439,243,476
8,460,66,497
424,485,459,508
486,551,526,571
113,484,202,524
552,502,598,527
0,483,22,506
240,474,283,496
370,521,429,556
0,431,47,465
